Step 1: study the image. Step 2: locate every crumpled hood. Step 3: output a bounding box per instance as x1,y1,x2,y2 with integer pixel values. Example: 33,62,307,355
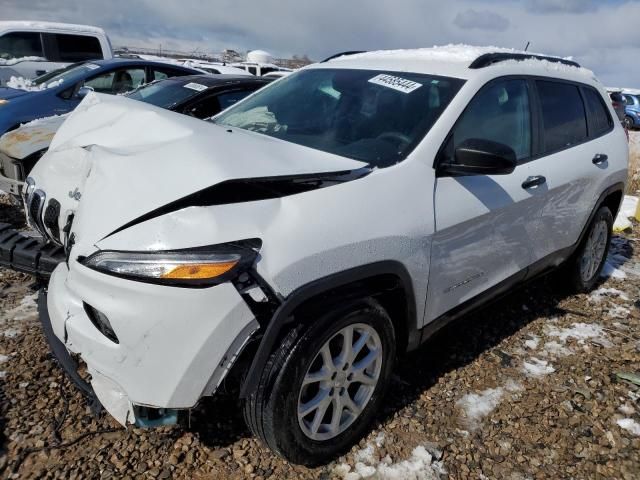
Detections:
0,114,65,160
29,92,366,251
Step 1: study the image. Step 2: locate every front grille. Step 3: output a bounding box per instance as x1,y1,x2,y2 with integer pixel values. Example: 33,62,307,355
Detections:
27,189,47,237
43,199,61,243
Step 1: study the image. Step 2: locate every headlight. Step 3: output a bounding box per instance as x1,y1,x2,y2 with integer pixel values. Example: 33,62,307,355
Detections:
81,240,261,287
0,99,8,106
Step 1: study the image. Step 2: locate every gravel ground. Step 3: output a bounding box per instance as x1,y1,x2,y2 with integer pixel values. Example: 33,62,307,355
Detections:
1,193,639,479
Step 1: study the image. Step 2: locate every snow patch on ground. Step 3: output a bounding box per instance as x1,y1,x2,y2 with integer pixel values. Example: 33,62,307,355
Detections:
522,357,555,377
619,405,635,416
0,293,38,336
540,340,572,357
545,322,613,348
600,262,627,280
607,305,631,318
617,418,640,436
334,433,445,480
588,288,629,303
524,335,539,350
456,380,522,429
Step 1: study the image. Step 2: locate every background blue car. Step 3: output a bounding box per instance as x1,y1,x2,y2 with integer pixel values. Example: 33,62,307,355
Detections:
623,92,640,130
0,58,201,136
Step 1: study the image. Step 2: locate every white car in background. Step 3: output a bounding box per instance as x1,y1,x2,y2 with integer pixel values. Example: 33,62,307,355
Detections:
21,46,628,464
0,21,113,85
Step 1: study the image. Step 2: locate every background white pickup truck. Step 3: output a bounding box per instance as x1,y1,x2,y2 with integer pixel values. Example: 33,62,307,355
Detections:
0,21,113,85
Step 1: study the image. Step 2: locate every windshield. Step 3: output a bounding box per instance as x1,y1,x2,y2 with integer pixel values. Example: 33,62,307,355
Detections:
214,68,464,167
126,79,205,108
32,62,101,88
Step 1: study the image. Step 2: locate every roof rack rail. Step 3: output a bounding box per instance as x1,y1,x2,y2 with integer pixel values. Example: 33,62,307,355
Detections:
321,51,366,63
469,52,580,69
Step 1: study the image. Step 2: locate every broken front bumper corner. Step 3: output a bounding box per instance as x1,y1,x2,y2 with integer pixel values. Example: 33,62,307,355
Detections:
38,288,183,427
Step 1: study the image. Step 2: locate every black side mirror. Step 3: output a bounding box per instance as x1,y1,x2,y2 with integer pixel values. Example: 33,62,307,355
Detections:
439,138,517,176
76,85,94,99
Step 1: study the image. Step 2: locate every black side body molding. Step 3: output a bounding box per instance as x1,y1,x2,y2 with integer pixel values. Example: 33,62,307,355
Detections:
239,260,416,398
103,167,372,240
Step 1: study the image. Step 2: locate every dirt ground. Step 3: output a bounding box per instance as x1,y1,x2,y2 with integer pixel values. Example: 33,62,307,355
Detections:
1,192,639,479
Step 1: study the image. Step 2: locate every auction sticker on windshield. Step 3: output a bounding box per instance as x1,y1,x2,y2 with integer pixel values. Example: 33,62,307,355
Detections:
368,74,422,93
184,83,208,92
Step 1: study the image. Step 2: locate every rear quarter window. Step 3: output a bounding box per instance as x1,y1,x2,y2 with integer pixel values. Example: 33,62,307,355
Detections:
537,80,588,154
582,88,613,138
53,33,102,62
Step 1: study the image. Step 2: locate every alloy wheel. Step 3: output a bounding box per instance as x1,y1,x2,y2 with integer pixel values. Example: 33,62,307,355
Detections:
297,323,383,441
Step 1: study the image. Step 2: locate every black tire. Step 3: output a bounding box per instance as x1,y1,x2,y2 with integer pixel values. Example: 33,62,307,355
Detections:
563,206,613,292
624,116,634,130
243,298,396,466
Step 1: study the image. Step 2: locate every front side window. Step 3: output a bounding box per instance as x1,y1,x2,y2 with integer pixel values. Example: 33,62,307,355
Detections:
53,33,102,62
85,68,145,94
537,80,587,153
215,68,464,167
444,79,531,162
0,32,44,60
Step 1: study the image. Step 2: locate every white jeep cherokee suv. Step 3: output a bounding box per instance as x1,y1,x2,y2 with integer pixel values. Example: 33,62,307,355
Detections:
22,46,628,464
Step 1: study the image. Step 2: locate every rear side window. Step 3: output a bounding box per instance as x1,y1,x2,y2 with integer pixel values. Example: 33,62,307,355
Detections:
53,34,102,62
447,79,532,161
537,80,587,153
0,32,44,59
152,68,189,80
582,88,613,137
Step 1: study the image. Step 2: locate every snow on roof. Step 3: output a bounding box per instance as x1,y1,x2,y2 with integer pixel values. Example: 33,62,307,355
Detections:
322,44,594,82
0,21,106,36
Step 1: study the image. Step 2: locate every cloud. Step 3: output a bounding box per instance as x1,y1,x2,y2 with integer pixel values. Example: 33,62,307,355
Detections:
527,0,598,14
1,0,639,86
453,9,510,31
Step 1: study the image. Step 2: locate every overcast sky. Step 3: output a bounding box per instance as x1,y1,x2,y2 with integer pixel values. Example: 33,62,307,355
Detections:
3,0,639,86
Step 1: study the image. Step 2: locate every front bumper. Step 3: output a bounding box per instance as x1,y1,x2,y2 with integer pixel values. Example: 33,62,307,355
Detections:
46,260,258,425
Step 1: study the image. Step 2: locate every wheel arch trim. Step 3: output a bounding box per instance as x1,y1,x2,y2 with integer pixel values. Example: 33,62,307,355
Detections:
239,260,417,398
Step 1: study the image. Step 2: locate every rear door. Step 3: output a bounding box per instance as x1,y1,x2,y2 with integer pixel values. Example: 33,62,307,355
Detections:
426,77,541,320
525,80,614,262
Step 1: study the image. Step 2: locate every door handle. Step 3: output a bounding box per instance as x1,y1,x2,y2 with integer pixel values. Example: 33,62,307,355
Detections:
592,153,608,165
521,175,546,189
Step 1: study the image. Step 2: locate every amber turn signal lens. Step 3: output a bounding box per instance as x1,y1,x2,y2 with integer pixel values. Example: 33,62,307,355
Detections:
160,261,239,279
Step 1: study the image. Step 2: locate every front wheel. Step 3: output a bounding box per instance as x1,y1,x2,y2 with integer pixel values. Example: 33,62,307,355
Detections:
563,206,613,292
243,299,396,465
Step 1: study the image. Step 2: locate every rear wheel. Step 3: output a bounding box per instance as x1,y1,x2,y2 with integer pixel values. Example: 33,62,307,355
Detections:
243,299,395,465
624,116,634,130
563,206,613,292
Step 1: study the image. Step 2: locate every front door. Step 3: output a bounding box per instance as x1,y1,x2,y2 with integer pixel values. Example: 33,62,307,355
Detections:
425,77,541,321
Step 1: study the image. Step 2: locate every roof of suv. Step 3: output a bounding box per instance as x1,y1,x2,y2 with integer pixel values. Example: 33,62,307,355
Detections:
319,45,595,83
0,21,106,35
